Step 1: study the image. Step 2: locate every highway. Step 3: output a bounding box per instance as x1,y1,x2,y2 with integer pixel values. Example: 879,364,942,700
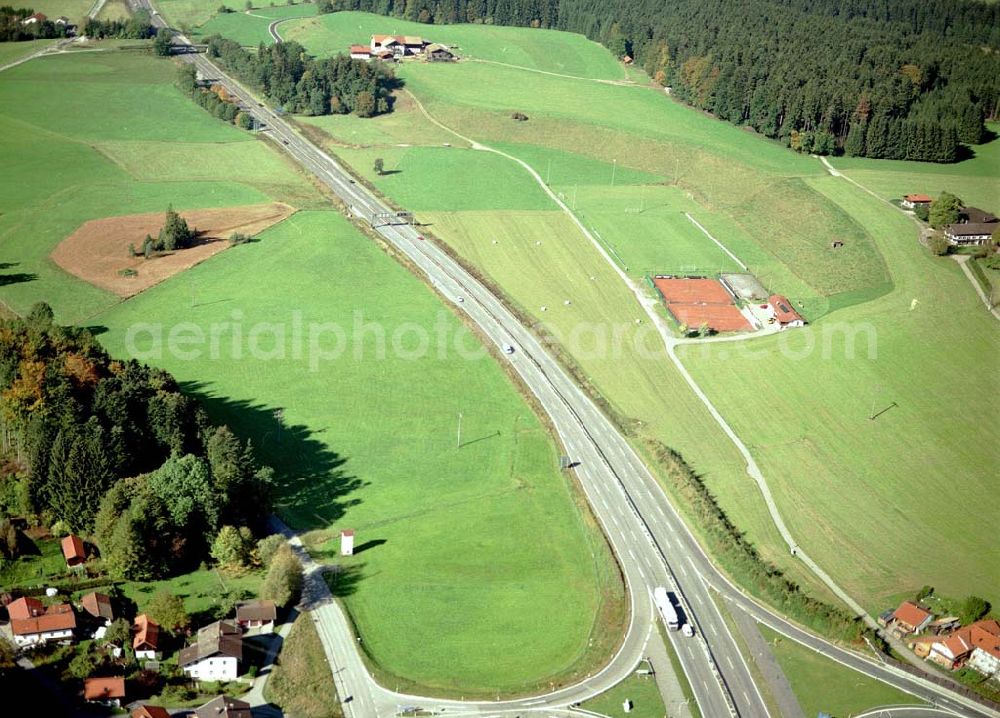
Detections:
135,5,1000,716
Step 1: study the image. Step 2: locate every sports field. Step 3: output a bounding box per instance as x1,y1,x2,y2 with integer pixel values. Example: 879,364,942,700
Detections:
286,14,998,614
0,51,321,322
97,211,625,694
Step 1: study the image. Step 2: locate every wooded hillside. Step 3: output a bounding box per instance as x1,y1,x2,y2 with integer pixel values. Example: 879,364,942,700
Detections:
330,0,1000,162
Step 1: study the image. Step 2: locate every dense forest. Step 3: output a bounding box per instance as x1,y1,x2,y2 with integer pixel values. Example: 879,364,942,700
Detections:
206,35,397,116
329,0,1000,162
0,306,273,580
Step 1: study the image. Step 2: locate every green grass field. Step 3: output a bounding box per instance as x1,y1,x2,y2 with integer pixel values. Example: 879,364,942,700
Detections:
95,210,625,694
290,16,997,615
0,51,322,323
830,123,1000,213
194,4,318,45
284,11,624,80
581,671,666,718
18,0,92,24
0,39,56,67
757,625,921,716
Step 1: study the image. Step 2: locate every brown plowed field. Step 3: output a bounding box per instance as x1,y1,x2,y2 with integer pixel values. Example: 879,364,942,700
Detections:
51,203,295,297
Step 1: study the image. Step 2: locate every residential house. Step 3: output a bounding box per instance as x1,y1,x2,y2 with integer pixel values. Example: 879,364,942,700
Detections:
84,676,126,707
928,616,961,635
767,294,806,329
6,596,44,621
61,534,86,567
892,601,933,636
235,599,276,634
20,11,46,24
11,603,76,647
926,620,1000,671
132,706,171,718
195,695,252,718
901,194,932,209
349,44,372,60
877,608,896,628
967,621,1000,679
132,613,161,660
54,15,70,25
425,43,457,62
80,592,114,625
945,206,997,246
178,620,243,682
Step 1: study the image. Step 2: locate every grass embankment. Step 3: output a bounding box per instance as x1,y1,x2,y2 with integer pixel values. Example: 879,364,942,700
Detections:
265,615,342,718
96,210,626,695
0,39,56,67
758,625,921,717
285,13,998,614
581,670,666,718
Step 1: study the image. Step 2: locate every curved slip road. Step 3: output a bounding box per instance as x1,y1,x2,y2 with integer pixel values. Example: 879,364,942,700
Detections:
135,5,1000,716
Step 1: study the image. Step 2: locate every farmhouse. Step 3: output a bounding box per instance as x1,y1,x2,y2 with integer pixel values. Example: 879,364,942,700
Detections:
370,34,428,56
54,15,70,25
61,534,86,567
901,194,932,209
80,592,114,624
945,206,998,246
132,613,161,659
84,676,126,706
425,43,457,62
767,295,805,329
178,620,243,681
926,620,1000,670
350,44,372,60
20,11,46,24
891,601,933,636
11,603,76,647
195,695,252,718
235,599,276,634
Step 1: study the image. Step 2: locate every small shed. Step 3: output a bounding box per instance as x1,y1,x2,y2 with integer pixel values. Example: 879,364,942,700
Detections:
341,529,355,556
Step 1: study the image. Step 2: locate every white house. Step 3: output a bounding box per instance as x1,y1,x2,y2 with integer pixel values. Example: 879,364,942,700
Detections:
10,603,76,647
179,620,243,682
969,645,1000,678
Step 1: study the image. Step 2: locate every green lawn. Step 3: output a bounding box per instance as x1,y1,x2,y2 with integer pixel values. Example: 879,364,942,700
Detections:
758,625,921,717
0,51,322,323
95,210,625,695
114,567,264,618
581,670,666,718
284,11,625,80
17,0,92,24
0,39,56,67
0,537,68,587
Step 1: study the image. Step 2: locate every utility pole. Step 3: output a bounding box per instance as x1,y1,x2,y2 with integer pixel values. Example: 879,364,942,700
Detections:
457,412,463,448
611,158,617,187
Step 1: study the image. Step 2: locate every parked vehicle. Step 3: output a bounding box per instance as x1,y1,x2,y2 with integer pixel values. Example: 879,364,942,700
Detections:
682,623,695,637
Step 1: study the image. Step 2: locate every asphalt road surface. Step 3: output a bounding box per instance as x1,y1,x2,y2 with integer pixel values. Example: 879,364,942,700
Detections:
132,6,1000,716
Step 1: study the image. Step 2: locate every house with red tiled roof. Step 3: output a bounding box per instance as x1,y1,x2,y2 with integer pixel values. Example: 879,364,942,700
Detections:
370,34,427,55
967,621,1000,678
927,620,1000,671
61,534,86,567
901,194,932,209
6,596,44,621
84,676,126,706
892,601,934,635
132,706,171,718
767,295,805,329
11,603,76,647
20,11,46,25
350,44,372,59
132,614,161,659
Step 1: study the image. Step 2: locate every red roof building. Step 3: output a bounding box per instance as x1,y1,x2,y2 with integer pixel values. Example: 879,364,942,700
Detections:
61,534,86,567
133,613,161,656
132,706,171,718
929,620,1000,670
84,676,126,703
81,592,114,622
892,601,933,634
11,603,76,645
7,596,44,621
21,11,46,24
767,295,805,328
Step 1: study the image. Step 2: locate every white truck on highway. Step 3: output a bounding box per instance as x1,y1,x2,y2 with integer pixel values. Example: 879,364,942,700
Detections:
654,586,680,631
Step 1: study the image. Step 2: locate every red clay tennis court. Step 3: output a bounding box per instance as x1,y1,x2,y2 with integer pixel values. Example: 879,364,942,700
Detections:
653,275,752,332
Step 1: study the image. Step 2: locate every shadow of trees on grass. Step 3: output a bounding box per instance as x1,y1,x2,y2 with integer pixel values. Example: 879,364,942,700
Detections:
180,381,366,531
